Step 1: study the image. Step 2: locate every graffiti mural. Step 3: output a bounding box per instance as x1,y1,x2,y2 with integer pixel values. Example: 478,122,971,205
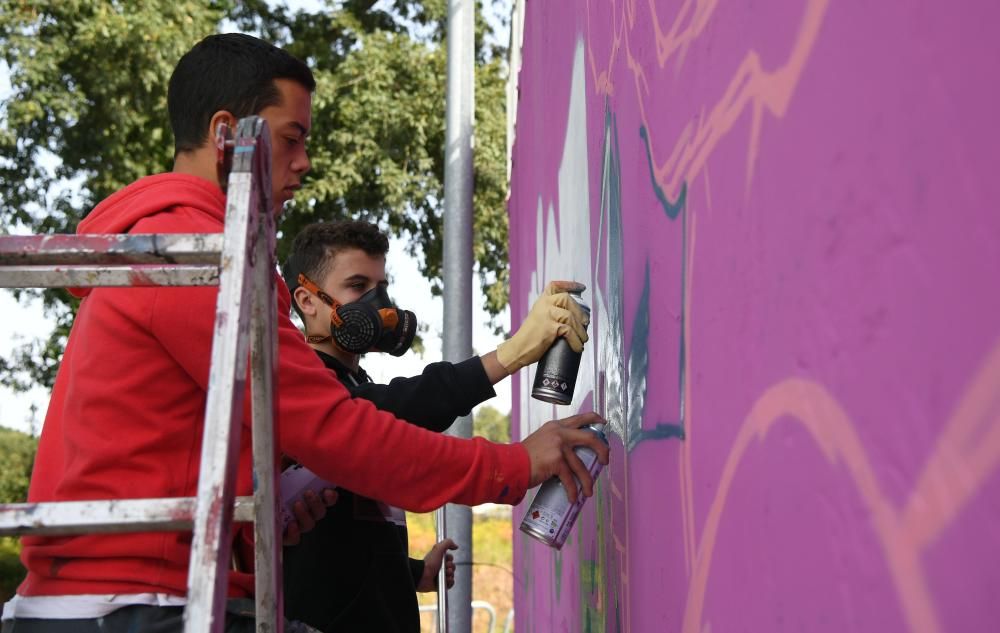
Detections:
508,1,1000,632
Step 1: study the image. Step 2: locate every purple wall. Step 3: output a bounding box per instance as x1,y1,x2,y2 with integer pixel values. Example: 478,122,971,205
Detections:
507,1,1000,631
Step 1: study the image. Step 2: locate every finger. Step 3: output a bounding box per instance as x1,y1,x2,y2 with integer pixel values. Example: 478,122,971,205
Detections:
549,306,588,348
546,280,586,295
557,411,606,430
561,294,590,331
303,490,327,521
282,521,301,546
322,488,339,506
558,323,586,353
567,314,589,344
564,444,595,498
547,289,589,332
292,500,316,533
558,427,610,466
556,463,580,505
546,302,571,325
563,426,611,465
445,539,459,551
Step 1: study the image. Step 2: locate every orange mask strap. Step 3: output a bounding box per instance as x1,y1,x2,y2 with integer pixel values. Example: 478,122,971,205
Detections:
297,273,345,328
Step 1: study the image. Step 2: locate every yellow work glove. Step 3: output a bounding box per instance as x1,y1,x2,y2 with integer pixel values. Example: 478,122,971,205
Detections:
496,280,590,373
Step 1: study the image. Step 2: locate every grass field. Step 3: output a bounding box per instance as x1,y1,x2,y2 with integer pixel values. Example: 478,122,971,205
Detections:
408,511,514,633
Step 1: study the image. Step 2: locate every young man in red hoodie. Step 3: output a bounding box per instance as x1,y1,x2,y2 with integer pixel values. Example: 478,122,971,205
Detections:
0,34,606,632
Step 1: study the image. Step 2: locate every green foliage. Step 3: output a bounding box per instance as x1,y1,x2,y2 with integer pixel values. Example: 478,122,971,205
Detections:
0,1,511,399
0,426,37,503
270,0,511,310
0,0,225,396
473,404,510,443
0,537,23,605
0,290,80,392
0,1,224,222
0,427,37,603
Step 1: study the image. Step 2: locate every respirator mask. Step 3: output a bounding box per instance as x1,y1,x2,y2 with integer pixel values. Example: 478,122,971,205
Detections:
297,273,417,356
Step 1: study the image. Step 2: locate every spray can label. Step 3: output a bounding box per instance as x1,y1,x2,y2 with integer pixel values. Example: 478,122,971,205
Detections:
519,424,608,549
531,291,590,405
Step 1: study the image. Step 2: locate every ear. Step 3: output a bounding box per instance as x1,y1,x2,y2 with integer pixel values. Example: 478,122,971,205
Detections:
293,286,319,317
207,110,237,147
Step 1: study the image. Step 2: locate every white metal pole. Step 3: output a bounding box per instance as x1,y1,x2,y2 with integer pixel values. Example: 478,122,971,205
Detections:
439,0,475,631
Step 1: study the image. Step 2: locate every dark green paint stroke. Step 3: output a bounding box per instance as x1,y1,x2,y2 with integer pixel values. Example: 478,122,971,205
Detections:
640,125,687,219
626,262,687,449
554,544,564,601
581,477,608,633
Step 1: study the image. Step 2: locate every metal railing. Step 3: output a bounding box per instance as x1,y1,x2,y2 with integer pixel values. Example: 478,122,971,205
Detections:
419,600,512,633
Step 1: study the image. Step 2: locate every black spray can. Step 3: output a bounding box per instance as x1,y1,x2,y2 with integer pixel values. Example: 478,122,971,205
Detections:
519,423,608,549
531,289,590,405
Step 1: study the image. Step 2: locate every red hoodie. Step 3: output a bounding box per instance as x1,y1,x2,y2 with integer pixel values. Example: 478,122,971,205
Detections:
18,173,528,599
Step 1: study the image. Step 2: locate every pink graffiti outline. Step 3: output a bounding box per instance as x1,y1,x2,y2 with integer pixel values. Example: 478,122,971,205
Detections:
663,97,1000,632
578,7,1000,631
587,0,830,200
680,340,1000,633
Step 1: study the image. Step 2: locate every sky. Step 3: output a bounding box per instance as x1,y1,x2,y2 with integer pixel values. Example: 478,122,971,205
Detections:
0,0,514,434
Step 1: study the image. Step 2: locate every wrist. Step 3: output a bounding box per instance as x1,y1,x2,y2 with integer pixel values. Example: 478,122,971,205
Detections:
495,338,517,372
482,350,511,383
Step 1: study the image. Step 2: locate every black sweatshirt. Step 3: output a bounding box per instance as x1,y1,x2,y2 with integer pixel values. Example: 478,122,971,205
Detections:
283,351,496,633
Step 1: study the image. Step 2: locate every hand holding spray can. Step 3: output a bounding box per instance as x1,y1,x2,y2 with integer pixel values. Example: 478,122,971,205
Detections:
531,288,590,405
522,288,604,548
520,423,609,549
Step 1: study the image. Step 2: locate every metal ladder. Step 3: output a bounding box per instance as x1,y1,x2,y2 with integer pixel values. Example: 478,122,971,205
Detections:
0,116,283,632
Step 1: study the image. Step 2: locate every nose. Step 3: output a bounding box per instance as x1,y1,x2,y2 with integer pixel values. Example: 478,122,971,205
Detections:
293,147,311,176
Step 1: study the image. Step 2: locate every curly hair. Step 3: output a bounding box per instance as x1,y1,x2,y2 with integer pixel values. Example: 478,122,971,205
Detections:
282,221,390,319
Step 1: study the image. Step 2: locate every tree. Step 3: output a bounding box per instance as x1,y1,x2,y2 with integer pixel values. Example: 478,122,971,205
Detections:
0,0,226,389
0,0,511,396
0,427,37,603
473,404,510,444
0,426,36,504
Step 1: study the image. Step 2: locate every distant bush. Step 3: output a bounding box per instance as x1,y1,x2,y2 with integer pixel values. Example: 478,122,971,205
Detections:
0,537,24,603
0,427,37,602
474,406,511,444
0,427,36,503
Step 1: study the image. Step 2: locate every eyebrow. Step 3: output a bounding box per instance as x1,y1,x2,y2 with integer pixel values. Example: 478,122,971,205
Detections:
288,122,309,138
342,274,387,285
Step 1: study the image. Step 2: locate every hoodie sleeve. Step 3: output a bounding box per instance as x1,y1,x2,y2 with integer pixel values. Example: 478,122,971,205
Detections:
348,357,496,432
150,275,529,512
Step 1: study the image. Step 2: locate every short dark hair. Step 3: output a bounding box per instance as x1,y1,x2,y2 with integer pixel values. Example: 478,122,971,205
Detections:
168,33,316,153
282,221,390,319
